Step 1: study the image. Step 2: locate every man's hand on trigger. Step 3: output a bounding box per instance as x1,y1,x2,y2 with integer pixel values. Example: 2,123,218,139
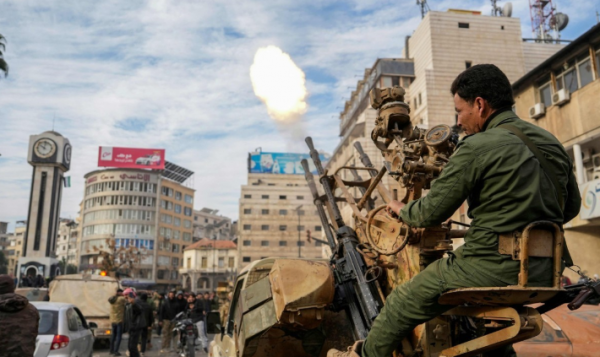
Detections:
386,200,405,219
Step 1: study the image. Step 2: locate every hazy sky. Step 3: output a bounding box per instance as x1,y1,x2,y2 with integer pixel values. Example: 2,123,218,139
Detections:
0,0,597,230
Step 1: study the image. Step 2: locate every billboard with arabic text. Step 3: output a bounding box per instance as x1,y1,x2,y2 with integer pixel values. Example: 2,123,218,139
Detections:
98,146,165,169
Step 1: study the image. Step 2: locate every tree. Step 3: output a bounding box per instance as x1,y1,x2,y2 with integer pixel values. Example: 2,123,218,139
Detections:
0,34,8,77
89,236,150,278
0,251,8,274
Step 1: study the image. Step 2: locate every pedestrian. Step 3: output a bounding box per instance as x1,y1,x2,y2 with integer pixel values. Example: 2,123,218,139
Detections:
201,292,211,333
328,64,581,357
154,293,164,337
175,290,186,314
210,290,219,311
158,289,178,353
186,293,208,352
0,274,39,357
219,292,232,327
108,288,126,356
137,293,154,357
124,291,143,357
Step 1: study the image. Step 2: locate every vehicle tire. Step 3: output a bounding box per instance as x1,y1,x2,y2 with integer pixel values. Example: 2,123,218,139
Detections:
186,335,195,357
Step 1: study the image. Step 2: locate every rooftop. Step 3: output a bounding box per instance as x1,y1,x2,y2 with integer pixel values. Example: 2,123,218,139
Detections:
185,238,236,250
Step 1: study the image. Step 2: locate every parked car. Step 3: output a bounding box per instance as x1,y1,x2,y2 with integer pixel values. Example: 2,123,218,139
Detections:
514,303,600,356
31,302,97,357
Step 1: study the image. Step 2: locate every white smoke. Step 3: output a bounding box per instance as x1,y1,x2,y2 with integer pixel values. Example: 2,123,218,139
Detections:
250,46,308,123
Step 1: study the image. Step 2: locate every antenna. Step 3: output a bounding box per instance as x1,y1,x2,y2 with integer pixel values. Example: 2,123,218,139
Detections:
491,1,512,17
529,0,568,43
417,0,430,19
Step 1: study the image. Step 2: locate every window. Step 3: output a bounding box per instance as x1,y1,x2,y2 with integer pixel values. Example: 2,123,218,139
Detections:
243,240,251,246
418,93,422,106
66,308,79,332
175,192,182,201
279,241,287,246
279,225,287,231
261,225,269,231
173,230,180,240
244,208,251,214
298,210,305,216
315,241,322,247
174,217,181,227
244,194,251,199
297,241,305,246
315,226,322,232
243,256,251,262
158,256,170,266
556,65,579,93
183,232,191,241
596,50,600,78
539,82,552,107
297,225,305,231
157,270,166,279
261,240,269,246
296,195,304,200
174,204,182,214
218,257,225,267
184,194,193,204
279,209,288,215
201,257,207,268
413,98,418,109
261,195,269,199
184,207,192,216
261,209,269,214
183,219,191,228
465,61,472,69
279,195,287,199
458,22,469,29
172,244,180,253
578,57,594,88
243,224,251,230
228,257,234,267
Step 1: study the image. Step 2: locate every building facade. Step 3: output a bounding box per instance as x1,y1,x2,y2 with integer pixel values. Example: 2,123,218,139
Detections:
238,171,325,269
55,219,79,268
80,166,195,290
512,23,600,280
193,208,233,241
6,224,26,277
179,238,237,293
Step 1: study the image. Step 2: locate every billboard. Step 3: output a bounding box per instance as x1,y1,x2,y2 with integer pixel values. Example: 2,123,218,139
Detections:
98,146,165,169
580,179,600,220
249,152,330,175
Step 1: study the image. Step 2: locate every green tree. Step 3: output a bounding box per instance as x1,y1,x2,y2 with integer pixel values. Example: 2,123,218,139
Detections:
0,251,7,274
66,264,78,274
0,34,8,77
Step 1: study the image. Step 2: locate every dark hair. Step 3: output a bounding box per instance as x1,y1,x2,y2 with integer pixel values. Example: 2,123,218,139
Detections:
117,288,123,293
140,292,148,301
450,64,514,110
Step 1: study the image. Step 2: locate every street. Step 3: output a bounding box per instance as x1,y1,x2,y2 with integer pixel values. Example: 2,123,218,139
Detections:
93,333,215,357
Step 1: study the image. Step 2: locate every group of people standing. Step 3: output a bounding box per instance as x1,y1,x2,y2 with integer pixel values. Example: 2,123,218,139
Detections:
108,288,220,356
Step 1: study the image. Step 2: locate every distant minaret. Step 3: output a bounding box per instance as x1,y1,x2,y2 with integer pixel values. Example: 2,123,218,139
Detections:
18,131,71,283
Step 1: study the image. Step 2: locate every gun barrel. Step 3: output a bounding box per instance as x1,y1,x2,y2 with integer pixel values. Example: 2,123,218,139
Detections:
305,137,345,228
301,159,336,249
353,142,376,177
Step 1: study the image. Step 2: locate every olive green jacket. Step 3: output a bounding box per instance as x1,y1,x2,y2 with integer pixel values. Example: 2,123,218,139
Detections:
400,110,581,284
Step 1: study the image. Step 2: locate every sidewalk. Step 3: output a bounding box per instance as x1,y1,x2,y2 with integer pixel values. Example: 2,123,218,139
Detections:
94,333,212,357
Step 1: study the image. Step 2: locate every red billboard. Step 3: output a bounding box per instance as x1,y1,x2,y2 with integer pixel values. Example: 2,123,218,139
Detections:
98,147,165,169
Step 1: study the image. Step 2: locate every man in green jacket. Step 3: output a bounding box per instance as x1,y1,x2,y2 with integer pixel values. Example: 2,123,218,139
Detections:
108,288,126,356
329,64,581,357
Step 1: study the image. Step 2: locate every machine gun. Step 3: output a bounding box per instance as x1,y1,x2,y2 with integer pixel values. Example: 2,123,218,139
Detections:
302,139,384,340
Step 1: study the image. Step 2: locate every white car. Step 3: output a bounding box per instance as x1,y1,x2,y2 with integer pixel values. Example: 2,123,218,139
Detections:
135,154,161,166
31,302,96,357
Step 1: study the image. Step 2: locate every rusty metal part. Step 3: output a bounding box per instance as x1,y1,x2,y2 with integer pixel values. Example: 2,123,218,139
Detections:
439,306,543,357
365,266,382,283
365,205,410,255
439,287,563,306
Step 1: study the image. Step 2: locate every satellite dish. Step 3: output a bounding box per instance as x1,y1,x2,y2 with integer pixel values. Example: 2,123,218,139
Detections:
555,13,569,31
502,2,513,17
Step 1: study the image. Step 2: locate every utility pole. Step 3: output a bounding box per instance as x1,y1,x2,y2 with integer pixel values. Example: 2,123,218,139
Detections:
295,205,303,258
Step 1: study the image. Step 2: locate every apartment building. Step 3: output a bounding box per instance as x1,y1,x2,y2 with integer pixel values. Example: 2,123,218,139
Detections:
193,208,233,241
238,153,326,269
55,218,79,268
6,223,26,277
512,23,600,279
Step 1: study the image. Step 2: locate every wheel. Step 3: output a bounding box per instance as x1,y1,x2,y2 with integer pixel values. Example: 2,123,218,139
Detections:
365,204,410,255
186,335,196,357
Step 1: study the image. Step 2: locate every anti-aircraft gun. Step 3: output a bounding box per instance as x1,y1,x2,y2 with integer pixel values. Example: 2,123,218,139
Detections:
302,86,600,356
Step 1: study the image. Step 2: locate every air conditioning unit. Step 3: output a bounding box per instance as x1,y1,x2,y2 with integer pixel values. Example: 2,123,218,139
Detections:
529,103,545,119
552,88,570,106
593,154,600,171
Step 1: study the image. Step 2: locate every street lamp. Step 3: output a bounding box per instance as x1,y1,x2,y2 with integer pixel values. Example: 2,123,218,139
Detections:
295,205,303,258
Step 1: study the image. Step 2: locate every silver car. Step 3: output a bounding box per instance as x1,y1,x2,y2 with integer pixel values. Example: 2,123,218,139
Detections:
31,302,96,357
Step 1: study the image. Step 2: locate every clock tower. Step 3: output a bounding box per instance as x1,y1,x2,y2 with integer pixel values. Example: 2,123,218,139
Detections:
18,131,72,284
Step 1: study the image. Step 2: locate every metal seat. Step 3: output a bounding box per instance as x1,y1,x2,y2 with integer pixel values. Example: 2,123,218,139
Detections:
437,221,564,357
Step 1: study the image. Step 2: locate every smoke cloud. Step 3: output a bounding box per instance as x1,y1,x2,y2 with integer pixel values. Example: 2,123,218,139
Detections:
250,46,308,123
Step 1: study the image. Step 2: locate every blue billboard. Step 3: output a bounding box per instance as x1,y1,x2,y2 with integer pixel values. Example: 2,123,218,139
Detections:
249,152,330,175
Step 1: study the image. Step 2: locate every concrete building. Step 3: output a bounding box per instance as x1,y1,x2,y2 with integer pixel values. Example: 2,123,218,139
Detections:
0,222,9,252
512,23,600,280
55,218,79,269
193,208,233,241
179,238,237,293
238,163,325,269
6,223,26,277
80,163,194,290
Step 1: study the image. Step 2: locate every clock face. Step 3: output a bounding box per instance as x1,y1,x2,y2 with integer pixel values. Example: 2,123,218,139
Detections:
34,139,57,159
64,144,72,165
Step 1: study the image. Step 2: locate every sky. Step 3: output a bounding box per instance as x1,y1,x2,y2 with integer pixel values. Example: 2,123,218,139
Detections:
0,0,598,231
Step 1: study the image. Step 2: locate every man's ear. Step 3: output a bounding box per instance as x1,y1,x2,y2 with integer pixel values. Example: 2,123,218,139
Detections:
474,97,486,117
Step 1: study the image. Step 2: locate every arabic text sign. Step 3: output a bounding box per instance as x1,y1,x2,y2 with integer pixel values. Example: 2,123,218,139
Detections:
249,152,329,175
98,147,165,169
580,179,600,220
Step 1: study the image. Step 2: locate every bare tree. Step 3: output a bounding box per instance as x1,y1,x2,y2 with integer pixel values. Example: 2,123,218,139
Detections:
89,236,150,278
0,34,8,77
